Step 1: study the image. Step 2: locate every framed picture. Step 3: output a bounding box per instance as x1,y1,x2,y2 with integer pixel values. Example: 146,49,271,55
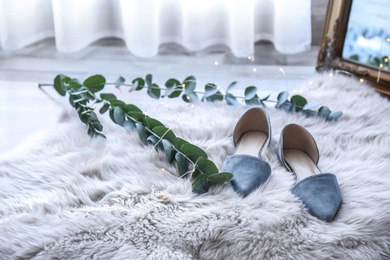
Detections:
316,0,390,96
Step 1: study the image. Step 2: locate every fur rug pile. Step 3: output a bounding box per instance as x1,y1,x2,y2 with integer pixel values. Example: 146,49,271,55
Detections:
1,73,390,259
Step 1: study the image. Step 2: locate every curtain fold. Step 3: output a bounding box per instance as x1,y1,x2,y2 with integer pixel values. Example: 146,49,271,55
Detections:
0,0,311,57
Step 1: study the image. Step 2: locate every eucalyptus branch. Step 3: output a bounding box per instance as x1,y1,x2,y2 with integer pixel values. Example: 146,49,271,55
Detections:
45,73,343,194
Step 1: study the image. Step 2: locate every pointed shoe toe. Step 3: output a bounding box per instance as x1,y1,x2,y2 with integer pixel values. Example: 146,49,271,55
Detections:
292,173,342,221
222,154,271,196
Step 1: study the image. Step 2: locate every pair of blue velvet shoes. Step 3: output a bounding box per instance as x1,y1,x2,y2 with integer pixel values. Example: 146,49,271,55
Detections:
222,107,342,222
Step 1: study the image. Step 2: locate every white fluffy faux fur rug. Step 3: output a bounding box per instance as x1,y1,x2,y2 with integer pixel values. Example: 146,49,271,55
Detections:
1,73,390,259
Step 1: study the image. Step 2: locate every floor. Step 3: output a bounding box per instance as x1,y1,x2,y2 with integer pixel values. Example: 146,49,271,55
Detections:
0,39,320,155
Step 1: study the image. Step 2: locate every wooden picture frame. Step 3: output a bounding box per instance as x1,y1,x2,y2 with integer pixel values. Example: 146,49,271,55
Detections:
316,0,390,96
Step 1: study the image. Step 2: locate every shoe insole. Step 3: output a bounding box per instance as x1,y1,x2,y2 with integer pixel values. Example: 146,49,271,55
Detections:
236,131,268,157
284,149,321,181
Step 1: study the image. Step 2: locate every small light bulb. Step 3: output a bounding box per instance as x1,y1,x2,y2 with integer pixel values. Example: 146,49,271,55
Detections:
253,67,257,72
360,78,365,83
380,64,384,68
248,55,252,60
387,38,390,42
214,61,219,65
329,73,334,77
308,81,312,85
385,57,389,63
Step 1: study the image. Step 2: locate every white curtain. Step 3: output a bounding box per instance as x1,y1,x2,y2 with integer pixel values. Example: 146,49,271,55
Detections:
0,0,311,57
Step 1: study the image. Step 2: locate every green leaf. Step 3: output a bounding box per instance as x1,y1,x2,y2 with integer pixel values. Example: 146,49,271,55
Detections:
225,93,241,106
164,78,181,97
131,78,145,91
148,83,161,99
193,158,218,179
162,139,175,163
319,106,331,118
100,93,117,102
180,143,208,163
128,111,145,121
67,79,82,90
147,135,163,151
173,137,188,150
123,104,142,113
152,126,176,143
208,172,233,185
276,91,289,108
169,85,183,98
175,152,189,177
245,94,261,106
99,103,110,114
183,76,196,94
83,74,106,93
143,117,164,129
110,100,126,108
136,123,148,145
327,111,343,121
53,74,67,96
113,106,125,126
145,74,153,87
226,81,238,93
115,76,125,88
291,95,307,111
245,86,257,100
206,91,224,102
204,83,219,99
192,173,211,194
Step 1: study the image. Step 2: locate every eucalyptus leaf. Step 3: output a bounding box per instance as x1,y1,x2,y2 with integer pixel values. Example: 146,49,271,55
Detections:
53,74,67,96
327,111,343,121
91,121,103,132
206,91,224,102
147,135,163,151
319,106,331,118
245,95,261,106
225,93,241,106
143,117,164,129
162,139,175,163
99,103,110,114
148,83,161,99
115,76,125,88
245,86,257,100
152,126,176,143
145,74,153,87
128,111,145,121
193,158,218,179
164,78,181,97
226,81,238,93
276,91,289,108
192,173,212,194
207,172,233,185
204,83,219,99
180,143,208,163
173,137,188,151
175,152,189,177
132,78,145,91
136,122,148,145
89,111,98,122
183,76,196,94
123,104,142,113
291,95,307,111
113,106,125,126
100,93,117,102
168,85,183,98
83,74,106,93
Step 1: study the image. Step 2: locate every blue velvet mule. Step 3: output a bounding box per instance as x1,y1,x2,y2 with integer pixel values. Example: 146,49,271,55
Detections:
278,124,342,222
222,107,272,196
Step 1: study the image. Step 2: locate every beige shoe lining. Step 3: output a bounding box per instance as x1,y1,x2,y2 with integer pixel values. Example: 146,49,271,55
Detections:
236,131,268,157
